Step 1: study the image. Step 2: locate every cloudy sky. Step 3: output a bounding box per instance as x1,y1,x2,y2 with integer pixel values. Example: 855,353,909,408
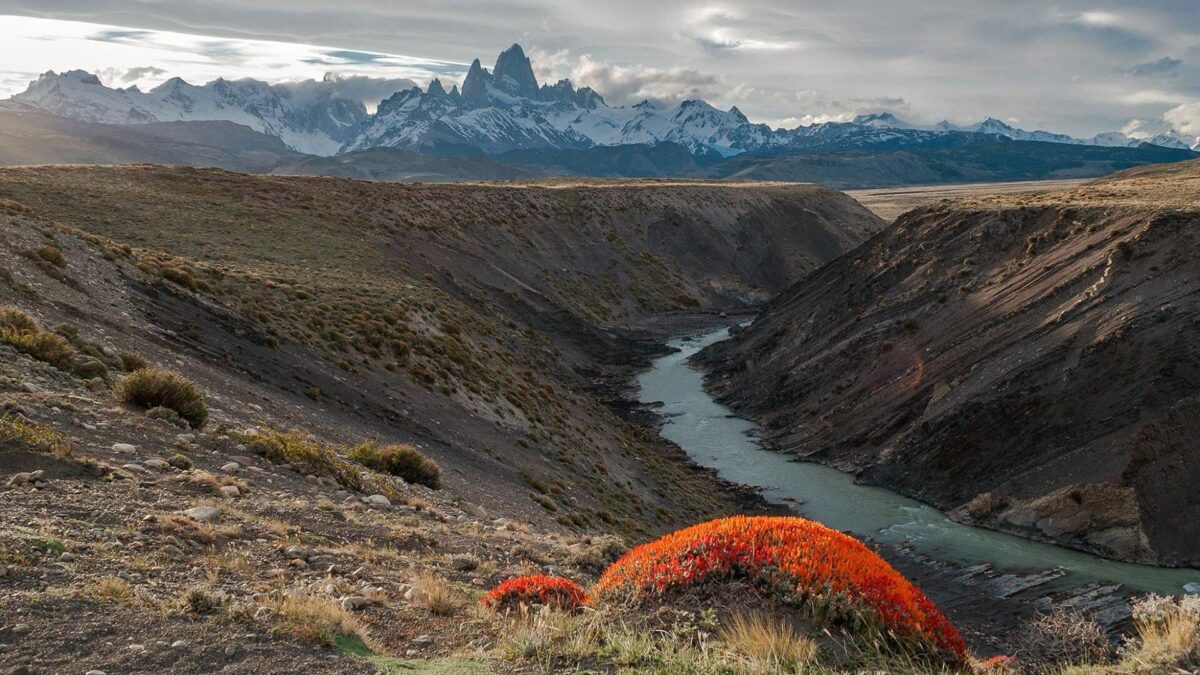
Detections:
0,0,1198,137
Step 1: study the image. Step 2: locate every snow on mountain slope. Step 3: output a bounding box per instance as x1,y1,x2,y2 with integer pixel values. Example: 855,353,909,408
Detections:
13,70,367,155
7,44,1198,158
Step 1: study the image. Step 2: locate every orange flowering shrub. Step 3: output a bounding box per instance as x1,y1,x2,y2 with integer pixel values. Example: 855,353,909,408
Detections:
593,516,966,663
481,575,588,612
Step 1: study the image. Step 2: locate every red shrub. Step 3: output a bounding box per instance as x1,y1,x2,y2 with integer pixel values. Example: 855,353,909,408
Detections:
482,575,588,612
593,515,966,663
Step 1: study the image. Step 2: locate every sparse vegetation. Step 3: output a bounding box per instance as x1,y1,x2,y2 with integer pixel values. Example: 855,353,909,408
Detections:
116,368,208,428
0,304,76,370
718,612,820,672
0,414,72,457
1016,609,1111,668
271,594,371,648
411,574,464,616
347,441,441,489
238,426,367,493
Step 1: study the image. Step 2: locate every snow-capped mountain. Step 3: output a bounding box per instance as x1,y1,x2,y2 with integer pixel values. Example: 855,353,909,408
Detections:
8,44,1198,158
12,70,367,155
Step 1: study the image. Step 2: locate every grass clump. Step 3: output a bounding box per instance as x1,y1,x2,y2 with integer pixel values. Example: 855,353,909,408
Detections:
119,351,148,372
347,441,441,489
116,368,208,428
89,577,136,604
0,305,76,370
718,612,819,672
271,594,371,648
1122,594,1200,671
412,574,464,616
34,245,66,268
239,426,365,493
0,414,72,457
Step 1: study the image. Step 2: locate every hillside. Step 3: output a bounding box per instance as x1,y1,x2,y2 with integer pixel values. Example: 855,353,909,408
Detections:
0,105,296,172
0,166,880,529
697,159,1200,567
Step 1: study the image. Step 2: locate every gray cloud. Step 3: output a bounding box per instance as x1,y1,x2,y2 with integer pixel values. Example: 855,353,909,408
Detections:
98,65,166,85
1128,57,1183,77
280,73,417,109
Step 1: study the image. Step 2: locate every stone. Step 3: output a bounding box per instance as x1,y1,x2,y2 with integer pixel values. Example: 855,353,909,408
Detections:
219,485,241,498
340,596,369,610
7,473,32,486
121,463,149,474
84,671,106,675
183,506,221,523
364,494,391,507
171,640,188,649
86,377,106,392
412,635,433,647
143,458,170,471
112,443,137,454
220,462,240,474
59,552,75,562
284,545,306,560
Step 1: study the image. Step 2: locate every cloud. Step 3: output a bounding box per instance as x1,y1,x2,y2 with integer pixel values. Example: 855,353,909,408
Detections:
1074,11,1123,27
683,5,802,52
529,48,722,105
1121,100,1200,146
1127,56,1183,76
280,73,417,110
97,65,165,85
1163,101,1200,137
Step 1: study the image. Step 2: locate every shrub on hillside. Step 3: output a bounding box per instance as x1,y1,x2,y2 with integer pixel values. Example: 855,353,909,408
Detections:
35,245,66,268
116,368,208,428
0,305,76,370
592,515,967,664
482,575,588,612
239,426,365,493
119,351,148,372
0,414,72,457
1015,609,1111,668
347,441,441,489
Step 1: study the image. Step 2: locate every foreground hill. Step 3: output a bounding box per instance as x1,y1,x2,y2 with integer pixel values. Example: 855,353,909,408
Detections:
697,159,1200,567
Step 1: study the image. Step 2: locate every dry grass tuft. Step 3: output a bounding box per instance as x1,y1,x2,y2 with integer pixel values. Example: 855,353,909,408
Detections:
1124,594,1200,671
270,594,372,648
347,441,441,489
239,426,368,494
116,368,208,428
412,573,464,616
88,576,136,604
718,612,819,671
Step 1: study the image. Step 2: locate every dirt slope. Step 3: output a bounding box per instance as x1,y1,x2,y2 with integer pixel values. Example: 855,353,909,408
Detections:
697,159,1200,566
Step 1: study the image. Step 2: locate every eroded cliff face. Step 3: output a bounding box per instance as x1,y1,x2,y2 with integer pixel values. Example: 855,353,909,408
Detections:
698,160,1200,566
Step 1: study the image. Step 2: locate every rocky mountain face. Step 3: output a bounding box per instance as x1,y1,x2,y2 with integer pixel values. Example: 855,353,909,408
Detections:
696,160,1200,567
14,44,1197,161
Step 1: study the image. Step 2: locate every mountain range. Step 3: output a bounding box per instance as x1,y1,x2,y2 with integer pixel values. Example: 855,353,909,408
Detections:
12,44,1200,160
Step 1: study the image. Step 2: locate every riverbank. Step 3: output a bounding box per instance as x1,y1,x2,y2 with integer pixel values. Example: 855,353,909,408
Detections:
631,327,1199,653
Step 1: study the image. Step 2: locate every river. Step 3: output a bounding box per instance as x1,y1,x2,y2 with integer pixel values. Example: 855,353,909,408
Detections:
636,327,1200,596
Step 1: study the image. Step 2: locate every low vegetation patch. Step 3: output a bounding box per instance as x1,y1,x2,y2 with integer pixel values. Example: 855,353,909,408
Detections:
0,305,76,370
347,441,441,489
238,426,366,493
116,368,208,428
592,515,966,664
482,575,588,612
270,594,371,648
0,414,72,457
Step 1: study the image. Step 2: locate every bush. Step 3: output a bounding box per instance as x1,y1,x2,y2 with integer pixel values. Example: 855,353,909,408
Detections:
483,575,588,612
0,306,38,332
0,305,76,370
593,515,966,664
1126,594,1200,670
116,368,208,428
35,245,66,268
240,426,364,493
72,357,110,382
0,414,72,457
119,352,148,372
347,441,441,489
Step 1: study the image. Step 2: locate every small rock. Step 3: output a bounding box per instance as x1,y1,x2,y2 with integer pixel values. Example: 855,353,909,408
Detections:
122,463,149,474
364,494,391,507
183,506,221,523
340,596,369,610
143,458,170,471
112,442,137,454
0,564,8,578
86,377,105,392
1184,582,1200,595
9,666,32,675
171,639,188,649
6,472,32,487
412,635,433,647
220,462,240,474
11,623,30,635
284,545,307,560
84,671,106,675
219,485,241,498
174,434,195,446
20,381,40,393
59,552,75,562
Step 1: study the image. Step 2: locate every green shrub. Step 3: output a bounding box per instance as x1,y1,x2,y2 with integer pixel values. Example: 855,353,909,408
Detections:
347,441,441,489
0,306,38,332
0,414,72,457
116,368,208,428
72,357,110,382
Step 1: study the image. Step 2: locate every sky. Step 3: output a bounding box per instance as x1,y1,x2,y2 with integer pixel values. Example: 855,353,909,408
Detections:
0,1,1198,137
